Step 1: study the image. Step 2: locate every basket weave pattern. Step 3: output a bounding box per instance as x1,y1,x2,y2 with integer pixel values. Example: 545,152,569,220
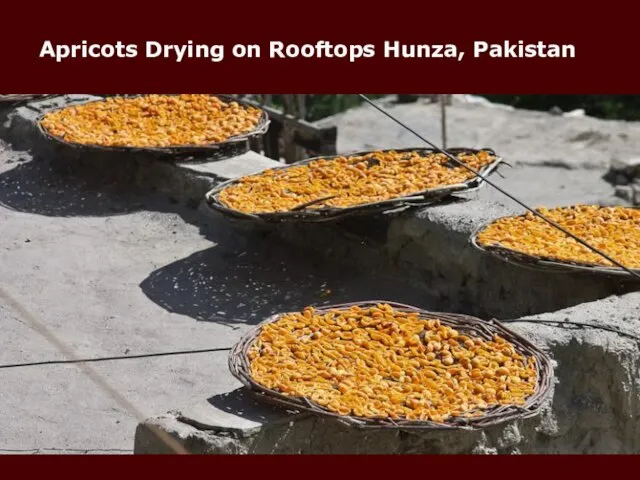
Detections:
229,301,553,431
0,94,52,104
35,94,270,162
206,147,503,223
469,206,640,279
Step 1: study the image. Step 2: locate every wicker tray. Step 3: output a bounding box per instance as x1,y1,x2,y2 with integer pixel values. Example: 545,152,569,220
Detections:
470,206,640,279
0,94,52,104
35,94,270,162
206,147,504,223
229,301,553,431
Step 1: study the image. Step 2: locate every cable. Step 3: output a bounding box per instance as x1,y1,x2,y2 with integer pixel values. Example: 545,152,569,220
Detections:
0,347,232,370
500,318,640,342
0,285,190,455
357,94,640,281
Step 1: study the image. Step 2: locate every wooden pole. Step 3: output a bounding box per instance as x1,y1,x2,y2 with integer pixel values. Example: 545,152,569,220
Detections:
440,94,447,149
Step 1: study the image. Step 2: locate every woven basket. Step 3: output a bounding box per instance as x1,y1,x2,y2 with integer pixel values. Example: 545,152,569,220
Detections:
35,94,270,162
206,147,504,223
0,94,52,105
470,206,640,279
229,301,553,431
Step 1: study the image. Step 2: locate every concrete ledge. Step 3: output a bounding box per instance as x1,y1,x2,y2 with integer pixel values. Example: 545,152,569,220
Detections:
179,152,281,183
276,199,637,319
3,96,640,454
1,94,100,152
135,292,640,454
387,201,637,318
0,95,282,205
134,389,539,455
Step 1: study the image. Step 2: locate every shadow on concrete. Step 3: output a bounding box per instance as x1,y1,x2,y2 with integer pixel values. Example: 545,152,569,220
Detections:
139,228,439,326
0,152,219,241
204,388,293,424
0,147,456,329
0,156,157,217
173,388,298,438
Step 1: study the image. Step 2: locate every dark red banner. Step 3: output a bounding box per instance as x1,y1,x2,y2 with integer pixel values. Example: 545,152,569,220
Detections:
0,1,635,93
1,454,637,475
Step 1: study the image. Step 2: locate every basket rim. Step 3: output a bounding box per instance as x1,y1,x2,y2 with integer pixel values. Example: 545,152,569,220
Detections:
35,93,271,154
0,94,54,104
228,300,554,431
205,147,504,223
469,204,640,278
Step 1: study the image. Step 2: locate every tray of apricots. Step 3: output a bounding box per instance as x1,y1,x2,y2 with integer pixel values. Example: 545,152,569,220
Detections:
229,301,553,430
36,94,270,161
206,147,504,222
471,205,640,278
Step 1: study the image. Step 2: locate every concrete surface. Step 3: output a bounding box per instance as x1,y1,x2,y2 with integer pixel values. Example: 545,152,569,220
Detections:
606,157,640,205
180,152,282,181
0,126,442,453
134,291,640,454
276,193,637,320
318,95,640,170
0,146,236,453
2,95,640,454
0,94,268,206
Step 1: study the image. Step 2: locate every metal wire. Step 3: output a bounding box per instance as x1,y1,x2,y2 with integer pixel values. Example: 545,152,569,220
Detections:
0,347,231,370
0,285,190,455
358,94,640,281
500,319,640,343
2,320,636,372
440,95,447,148
2,94,637,456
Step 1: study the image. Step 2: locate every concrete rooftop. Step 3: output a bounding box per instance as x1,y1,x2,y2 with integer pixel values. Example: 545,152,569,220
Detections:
0,95,638,453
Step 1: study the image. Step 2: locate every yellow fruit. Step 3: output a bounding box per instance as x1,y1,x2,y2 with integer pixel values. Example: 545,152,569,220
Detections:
40,94,262,148
248,304,538,422
476,205,640,269
219,150,497,214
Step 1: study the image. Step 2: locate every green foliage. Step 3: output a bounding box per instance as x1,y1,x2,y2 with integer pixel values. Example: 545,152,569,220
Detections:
305,95,383,121
479,95,640,121
268,94,386,122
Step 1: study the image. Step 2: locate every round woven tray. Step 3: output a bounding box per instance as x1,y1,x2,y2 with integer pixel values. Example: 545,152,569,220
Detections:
0,94,52,105
206,147,504,223
35,94,270,162
229,301,553,431
469,206,640,279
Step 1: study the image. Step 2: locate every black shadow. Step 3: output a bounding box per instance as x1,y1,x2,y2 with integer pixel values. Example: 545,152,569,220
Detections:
139,232,439,326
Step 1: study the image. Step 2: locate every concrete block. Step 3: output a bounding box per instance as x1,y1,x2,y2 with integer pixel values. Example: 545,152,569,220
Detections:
177,389,302,438
135,291,640,455
135,388,535,454
0,95,279,207
178,152,281,181
276,199,636,320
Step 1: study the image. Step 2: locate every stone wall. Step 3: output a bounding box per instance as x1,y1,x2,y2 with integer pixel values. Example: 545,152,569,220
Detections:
608,158,640,205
